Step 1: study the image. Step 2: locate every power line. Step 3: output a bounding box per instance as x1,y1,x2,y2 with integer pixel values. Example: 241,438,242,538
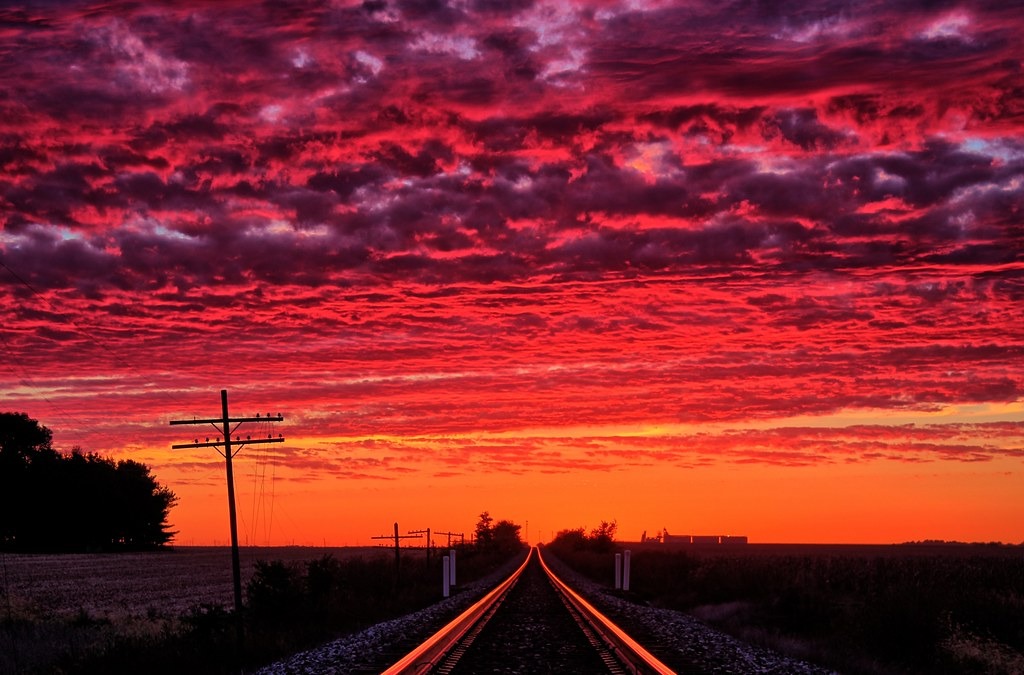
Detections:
169,389,285,651
372,522,420,585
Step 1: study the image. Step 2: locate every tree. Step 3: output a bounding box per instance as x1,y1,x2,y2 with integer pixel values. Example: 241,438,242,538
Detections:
0,412,177,551
548,522,618,554
474,511,493,548
0,412,57,544
492,519,523,554
474,512,526,554
0,411,52,456
590,520,617,552
550,527,587,550
111,458,178,548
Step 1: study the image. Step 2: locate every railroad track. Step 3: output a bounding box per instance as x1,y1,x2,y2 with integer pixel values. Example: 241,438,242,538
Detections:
382,547,675,674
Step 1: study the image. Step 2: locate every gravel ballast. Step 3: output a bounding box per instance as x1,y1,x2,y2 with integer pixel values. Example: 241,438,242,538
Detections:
258,548,836,674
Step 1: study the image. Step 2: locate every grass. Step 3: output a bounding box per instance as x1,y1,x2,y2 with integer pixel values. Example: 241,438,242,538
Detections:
1,545,519,674
546,541,1024,675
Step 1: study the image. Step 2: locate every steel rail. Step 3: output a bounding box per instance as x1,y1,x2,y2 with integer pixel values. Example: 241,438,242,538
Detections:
381,549,533,674
537,547,677,675
384,547,676,674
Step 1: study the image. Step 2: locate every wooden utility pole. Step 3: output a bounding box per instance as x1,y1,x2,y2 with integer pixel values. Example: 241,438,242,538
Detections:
169,389,284,649
436,530,463,548
372,522,419,583
408,528,431,562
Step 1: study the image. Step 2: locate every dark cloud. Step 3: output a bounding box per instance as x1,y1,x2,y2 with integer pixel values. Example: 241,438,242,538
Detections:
763,108,850,151
0,0,1021,491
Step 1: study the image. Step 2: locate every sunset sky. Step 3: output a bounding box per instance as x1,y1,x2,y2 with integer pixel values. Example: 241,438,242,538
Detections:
2,0,1022,547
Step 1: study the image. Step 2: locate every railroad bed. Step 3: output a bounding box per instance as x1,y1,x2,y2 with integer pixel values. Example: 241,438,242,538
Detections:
258,549,833,674
384,548,673,674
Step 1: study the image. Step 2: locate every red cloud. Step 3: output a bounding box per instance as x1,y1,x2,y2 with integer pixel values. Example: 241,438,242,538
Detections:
1,1,1021,539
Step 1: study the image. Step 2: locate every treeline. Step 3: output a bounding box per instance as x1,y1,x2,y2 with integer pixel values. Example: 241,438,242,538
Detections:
473,510,524,554
0,412,176,552
548,520,618,553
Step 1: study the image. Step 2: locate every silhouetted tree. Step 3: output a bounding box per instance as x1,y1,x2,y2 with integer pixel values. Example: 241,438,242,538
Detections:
590,520,617,553
0,412,177,551
549,523,618,553
474,512,526,553
474,511,493,548
492,519,523,554
550,527,588,550
0,412,57,545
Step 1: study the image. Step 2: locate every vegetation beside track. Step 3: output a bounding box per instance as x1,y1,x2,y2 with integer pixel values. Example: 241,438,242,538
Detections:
2,512,526,674
547,533,1024,675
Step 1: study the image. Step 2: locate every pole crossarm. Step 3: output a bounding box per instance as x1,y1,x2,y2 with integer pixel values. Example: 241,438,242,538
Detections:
170,414,284,425
165,389,286,654
171,437,284,450
436,530,464,546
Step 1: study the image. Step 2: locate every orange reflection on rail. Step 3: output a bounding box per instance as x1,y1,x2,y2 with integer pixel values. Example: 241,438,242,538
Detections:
537,547,676,675
382,549,532,674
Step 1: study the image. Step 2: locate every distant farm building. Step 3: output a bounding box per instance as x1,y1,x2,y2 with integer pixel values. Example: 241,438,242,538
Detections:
657,529,748,545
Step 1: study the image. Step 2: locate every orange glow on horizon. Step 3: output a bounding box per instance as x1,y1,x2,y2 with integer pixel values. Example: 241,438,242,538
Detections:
141,404,1024,547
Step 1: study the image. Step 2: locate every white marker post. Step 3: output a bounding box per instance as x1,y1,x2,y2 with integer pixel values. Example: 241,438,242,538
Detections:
449,549,456,587
623,550,631,591
442,555,451,597
614,552,622,590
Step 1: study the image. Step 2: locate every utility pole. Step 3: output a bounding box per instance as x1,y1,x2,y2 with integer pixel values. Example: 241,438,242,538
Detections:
372,522,419,584
169,389,284,650
436,530,463,548
409,528,431,562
